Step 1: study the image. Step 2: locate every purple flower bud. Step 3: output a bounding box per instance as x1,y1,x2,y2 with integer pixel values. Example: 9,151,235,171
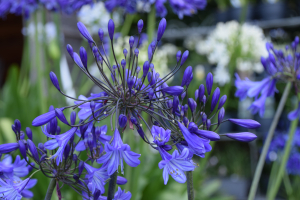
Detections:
108,19,115,40
49,72,60,91
20,132,24,140
98,28,104,41
70,111,76,126
226,132,257,142
202,113,207,124
181,66,193,87
211,87,220,111
26,127,32,140
79,47,88,68
64,143,70,160
206,73,213,95
148,88,154,100
167,99,173,109
11,124,16,133
129,36,134,48
218,95,227,110
90,101,95,112
180,50,189,66
27,139,39,162
198,84,205,103
218,107,225,124
150,63,154,71
143,61,150,77
77,22,94,42
176,51,182,62
119,114,127,128
151,41,156,52
157,18,167,41
136,66,141,74
207,119,211,129
73,154,78,164
188,98,197,113
121,59,126,69
0,143,19,154
137,19,144,34
183,104,188,115
134,48,139,56
228,119,261,129
14,119,21,133
55,108,69,125
183,117,189,126
161,86,184,96
123,48,128,58
173,96,179,114
56,126,61,135
181,92,186,100
117,176,128,185
194,129,220,141
78,161,84,177
137,128,145,139
87,132,94,152
73,52,84,69
66,44,73,58
148,44,153,60
188,122,198,133
195,89,199,101
202,95,207,104
127,76,134,90
18,140,27,159
94,191,101,200
38,143,45,153
130,117,138,125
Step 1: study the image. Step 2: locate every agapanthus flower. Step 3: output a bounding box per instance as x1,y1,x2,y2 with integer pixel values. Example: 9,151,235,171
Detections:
235,36,300,118
0,177,36,200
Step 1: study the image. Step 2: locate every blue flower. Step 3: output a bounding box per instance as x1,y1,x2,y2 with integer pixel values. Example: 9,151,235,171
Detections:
158,147,195,184
97,129,141,175
113,187,132,200
0,177,34,200
151,125,171,146
84,163,109,194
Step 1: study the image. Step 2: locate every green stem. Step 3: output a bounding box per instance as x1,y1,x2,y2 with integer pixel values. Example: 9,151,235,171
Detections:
283,172,293,200
186,171,194,200
107,171,118,200
268,118,298,200
248,82,292,200
44,179,56,200
147,5,156,42
120,14,135,36
266,159,280,197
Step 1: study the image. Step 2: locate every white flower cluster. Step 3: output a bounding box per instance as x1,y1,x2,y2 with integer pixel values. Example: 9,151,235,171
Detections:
77,2,120,36
191,21,268,85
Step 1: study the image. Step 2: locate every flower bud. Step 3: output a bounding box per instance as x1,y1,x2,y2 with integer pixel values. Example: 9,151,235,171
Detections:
161,86,184,96
18,140,27,159
148,88,154,100
181,92,186,100
228,119,261,129
137,128,145,139
78,161,84,177
134,48,139,56
123,48,128,58
50,72,61,91
108,19,115,40
119,114,127,128
218,107,225,124
55,108,69,125
70,111,76,126
211,87,220,111
143,61,150,77
218,95,227,110
11,125,16,133
64,143,70,160
183,117,189,126
117,176,128,185
56,126,61,135
87,133,93,152
38,143,46,153
121,59,126,69
180,50,189,66
226,132,257,142
194,129,220,141
202,95,207,104
173,96,179,114
198,84,205,103
25,127,33,140
151,41,156,52
98,28,104,41
14,119,21,133
188,98,197,113
79,47,88,68
137,19,144,34
27,139,39,162
176,51,182,62
127,76,134,90
181,66,193,87
73,52,84,69
195,89,199,101
206,72,213,95
129,36,134,48
206,119,211,129
157,18,166,41
77,22,94,42
20,131,25,140
188,122,198,133
202,113,207,124
130,117,138,125
66,44,73,58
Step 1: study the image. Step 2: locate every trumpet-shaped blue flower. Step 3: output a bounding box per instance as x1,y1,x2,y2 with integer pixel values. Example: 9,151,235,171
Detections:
84,163,109,194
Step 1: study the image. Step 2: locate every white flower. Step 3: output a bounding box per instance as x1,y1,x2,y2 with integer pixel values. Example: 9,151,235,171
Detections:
45,22,57,43
214,64,230,86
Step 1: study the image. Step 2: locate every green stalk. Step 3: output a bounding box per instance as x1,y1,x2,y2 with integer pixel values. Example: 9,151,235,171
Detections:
268,118,298,200
120,14,135,36
248,82,292,200
107,171,118,200
147,5,156,42
186,171,194,200
266,159,280,196
283,172,293,200
44,179,56,200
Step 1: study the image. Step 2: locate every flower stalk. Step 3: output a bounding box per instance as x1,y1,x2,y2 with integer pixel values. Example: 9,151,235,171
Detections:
107,171,118,200
44,179,56,200
268,118,298,200
186,171,194,200
248,82,292,200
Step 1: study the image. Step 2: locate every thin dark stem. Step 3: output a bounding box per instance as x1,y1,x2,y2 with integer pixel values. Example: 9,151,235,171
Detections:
186,171,194,200
44,178,56,200
107,171,118,200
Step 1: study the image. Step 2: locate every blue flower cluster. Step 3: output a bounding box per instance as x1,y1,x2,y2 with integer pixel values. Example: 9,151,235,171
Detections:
267,129,300,175
0,17,260,199
235,36,300,118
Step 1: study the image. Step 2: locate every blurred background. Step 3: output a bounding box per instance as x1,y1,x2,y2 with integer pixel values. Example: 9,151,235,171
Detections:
0,0,300,199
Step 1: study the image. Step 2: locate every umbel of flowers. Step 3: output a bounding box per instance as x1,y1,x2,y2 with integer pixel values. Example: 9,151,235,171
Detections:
0,18,260,200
